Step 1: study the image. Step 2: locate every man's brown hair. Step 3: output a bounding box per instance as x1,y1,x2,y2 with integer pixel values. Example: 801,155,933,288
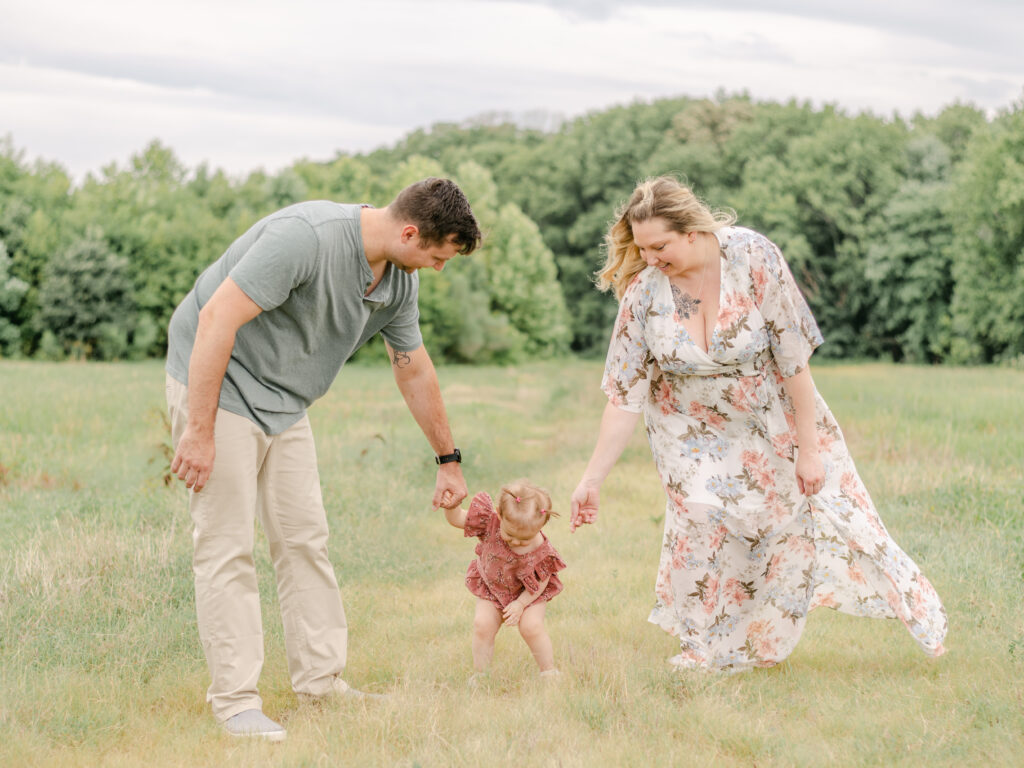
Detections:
390,177,482,255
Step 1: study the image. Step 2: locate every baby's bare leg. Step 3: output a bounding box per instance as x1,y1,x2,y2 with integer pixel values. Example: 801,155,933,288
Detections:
472,599,503,672
517,602,555,672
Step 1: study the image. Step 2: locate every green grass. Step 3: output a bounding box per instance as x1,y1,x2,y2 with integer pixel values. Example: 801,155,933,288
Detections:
0,359,1021,766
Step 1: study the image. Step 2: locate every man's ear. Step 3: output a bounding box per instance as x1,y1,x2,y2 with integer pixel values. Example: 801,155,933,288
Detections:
400,224,419,243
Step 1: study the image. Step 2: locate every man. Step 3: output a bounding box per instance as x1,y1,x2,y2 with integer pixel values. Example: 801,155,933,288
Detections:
165,178,480,740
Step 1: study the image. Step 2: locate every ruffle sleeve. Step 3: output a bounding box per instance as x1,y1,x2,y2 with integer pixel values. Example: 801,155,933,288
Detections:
463,492,496,539
518,544,567,594
749,233,824,378
600,270,657,413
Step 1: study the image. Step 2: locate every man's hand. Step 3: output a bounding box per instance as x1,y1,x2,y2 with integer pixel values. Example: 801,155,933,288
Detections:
433,462,468,510
570,479,600,532
171,427,215,492
172,276,261,495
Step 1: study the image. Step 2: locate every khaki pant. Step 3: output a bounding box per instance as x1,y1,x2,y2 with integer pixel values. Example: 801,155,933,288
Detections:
166,375,347,722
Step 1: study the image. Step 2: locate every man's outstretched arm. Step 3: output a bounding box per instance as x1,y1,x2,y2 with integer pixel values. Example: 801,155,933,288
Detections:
385,341,467,510
171,277,262,492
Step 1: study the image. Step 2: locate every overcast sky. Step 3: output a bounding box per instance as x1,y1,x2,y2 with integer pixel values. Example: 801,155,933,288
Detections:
2,0,1022,181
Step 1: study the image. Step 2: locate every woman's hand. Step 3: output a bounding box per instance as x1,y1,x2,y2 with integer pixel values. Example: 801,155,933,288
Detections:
570,479,600,532
795,449,825,496
502,600,525,626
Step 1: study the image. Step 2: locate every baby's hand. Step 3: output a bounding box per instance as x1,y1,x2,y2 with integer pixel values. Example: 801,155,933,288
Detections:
502,600,524,626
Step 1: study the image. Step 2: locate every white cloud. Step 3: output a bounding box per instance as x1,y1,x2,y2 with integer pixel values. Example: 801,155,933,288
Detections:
0,62,407,178
1,0,1021,180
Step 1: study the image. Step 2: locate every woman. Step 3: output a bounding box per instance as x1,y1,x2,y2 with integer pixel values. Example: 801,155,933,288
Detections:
570,176,947,671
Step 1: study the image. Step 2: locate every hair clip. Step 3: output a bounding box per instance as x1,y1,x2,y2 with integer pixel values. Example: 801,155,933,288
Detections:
515,496,521,502
541,508,549,515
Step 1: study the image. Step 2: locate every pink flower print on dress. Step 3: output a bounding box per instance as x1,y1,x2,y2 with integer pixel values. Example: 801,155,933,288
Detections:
746,620,779,658
816,429,836,453
771,430,797,459
667,487,688,511
728,377,760,414
750,264,769,305
724,578,751,605
689,401,727,430
886,590,902,612
719,291,754,329
741,449,776,490
847,562,867,585
702,575,720,615
765,551,787,582
671,535,693,570
917,575,938,600
708,524,728,552
764,491,790,524
656,378,678,415
910,589,929,620
812,592,838,609
656,571,675,607
840,472,871,510
786,536,815,560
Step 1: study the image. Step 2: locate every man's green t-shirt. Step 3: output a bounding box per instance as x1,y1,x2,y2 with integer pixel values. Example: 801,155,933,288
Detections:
166,201,423,434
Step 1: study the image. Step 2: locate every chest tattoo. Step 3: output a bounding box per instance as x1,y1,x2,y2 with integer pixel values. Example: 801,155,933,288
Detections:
670,284,701,320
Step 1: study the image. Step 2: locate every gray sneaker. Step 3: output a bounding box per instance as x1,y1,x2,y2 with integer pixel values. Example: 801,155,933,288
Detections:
223,709,287,741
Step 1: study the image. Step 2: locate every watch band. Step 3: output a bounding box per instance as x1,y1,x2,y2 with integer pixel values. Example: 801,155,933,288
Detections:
435,448,462,465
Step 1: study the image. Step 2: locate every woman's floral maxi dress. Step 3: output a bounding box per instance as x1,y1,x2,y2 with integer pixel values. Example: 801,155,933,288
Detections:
602,226,947,671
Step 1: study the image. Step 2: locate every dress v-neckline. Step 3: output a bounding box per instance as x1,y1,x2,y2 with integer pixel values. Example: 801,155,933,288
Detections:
665,245,726,357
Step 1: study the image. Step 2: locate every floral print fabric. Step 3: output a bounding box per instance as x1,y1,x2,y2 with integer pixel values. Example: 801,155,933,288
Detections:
464,493,566,610
602,226,947,671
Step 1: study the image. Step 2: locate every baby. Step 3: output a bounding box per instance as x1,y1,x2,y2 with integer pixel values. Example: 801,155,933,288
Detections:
443,479,566,679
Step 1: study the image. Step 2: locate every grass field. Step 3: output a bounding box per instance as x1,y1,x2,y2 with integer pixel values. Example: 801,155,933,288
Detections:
1,358,1021,767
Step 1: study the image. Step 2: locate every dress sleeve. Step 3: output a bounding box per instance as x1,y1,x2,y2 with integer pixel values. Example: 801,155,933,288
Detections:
463,492,496,539
749,234,824,378
600,273,655,413
519,545,567,594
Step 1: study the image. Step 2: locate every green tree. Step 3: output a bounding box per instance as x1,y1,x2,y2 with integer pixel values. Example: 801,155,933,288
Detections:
483,203,571,356
949,103,1024,362
734,111,907,357
415,162,571,363
913,103,987,164
495,99,689,353
0,240,29,356
64,141,241,355
36,235,135,360
865,135,956,361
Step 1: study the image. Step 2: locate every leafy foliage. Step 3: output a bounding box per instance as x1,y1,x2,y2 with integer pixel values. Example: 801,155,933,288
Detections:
948,104,1024,363
36,235,134,360
0,96,1020,363
0,240,29,356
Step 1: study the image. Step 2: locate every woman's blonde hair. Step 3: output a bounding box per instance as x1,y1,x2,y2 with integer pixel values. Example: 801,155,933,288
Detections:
497,479,557,535
597,176,736,299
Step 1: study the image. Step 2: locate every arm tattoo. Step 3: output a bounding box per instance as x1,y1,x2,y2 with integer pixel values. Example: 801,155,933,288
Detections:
391,349,412,369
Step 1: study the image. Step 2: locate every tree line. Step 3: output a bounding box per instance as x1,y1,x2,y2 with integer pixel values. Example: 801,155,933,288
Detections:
1,93,1022,365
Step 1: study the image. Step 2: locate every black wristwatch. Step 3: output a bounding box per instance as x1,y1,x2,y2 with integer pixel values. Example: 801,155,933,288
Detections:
435,448,462,465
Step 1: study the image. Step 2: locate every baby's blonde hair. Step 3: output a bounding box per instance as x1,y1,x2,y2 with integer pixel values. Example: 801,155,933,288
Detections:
497,479,558,536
